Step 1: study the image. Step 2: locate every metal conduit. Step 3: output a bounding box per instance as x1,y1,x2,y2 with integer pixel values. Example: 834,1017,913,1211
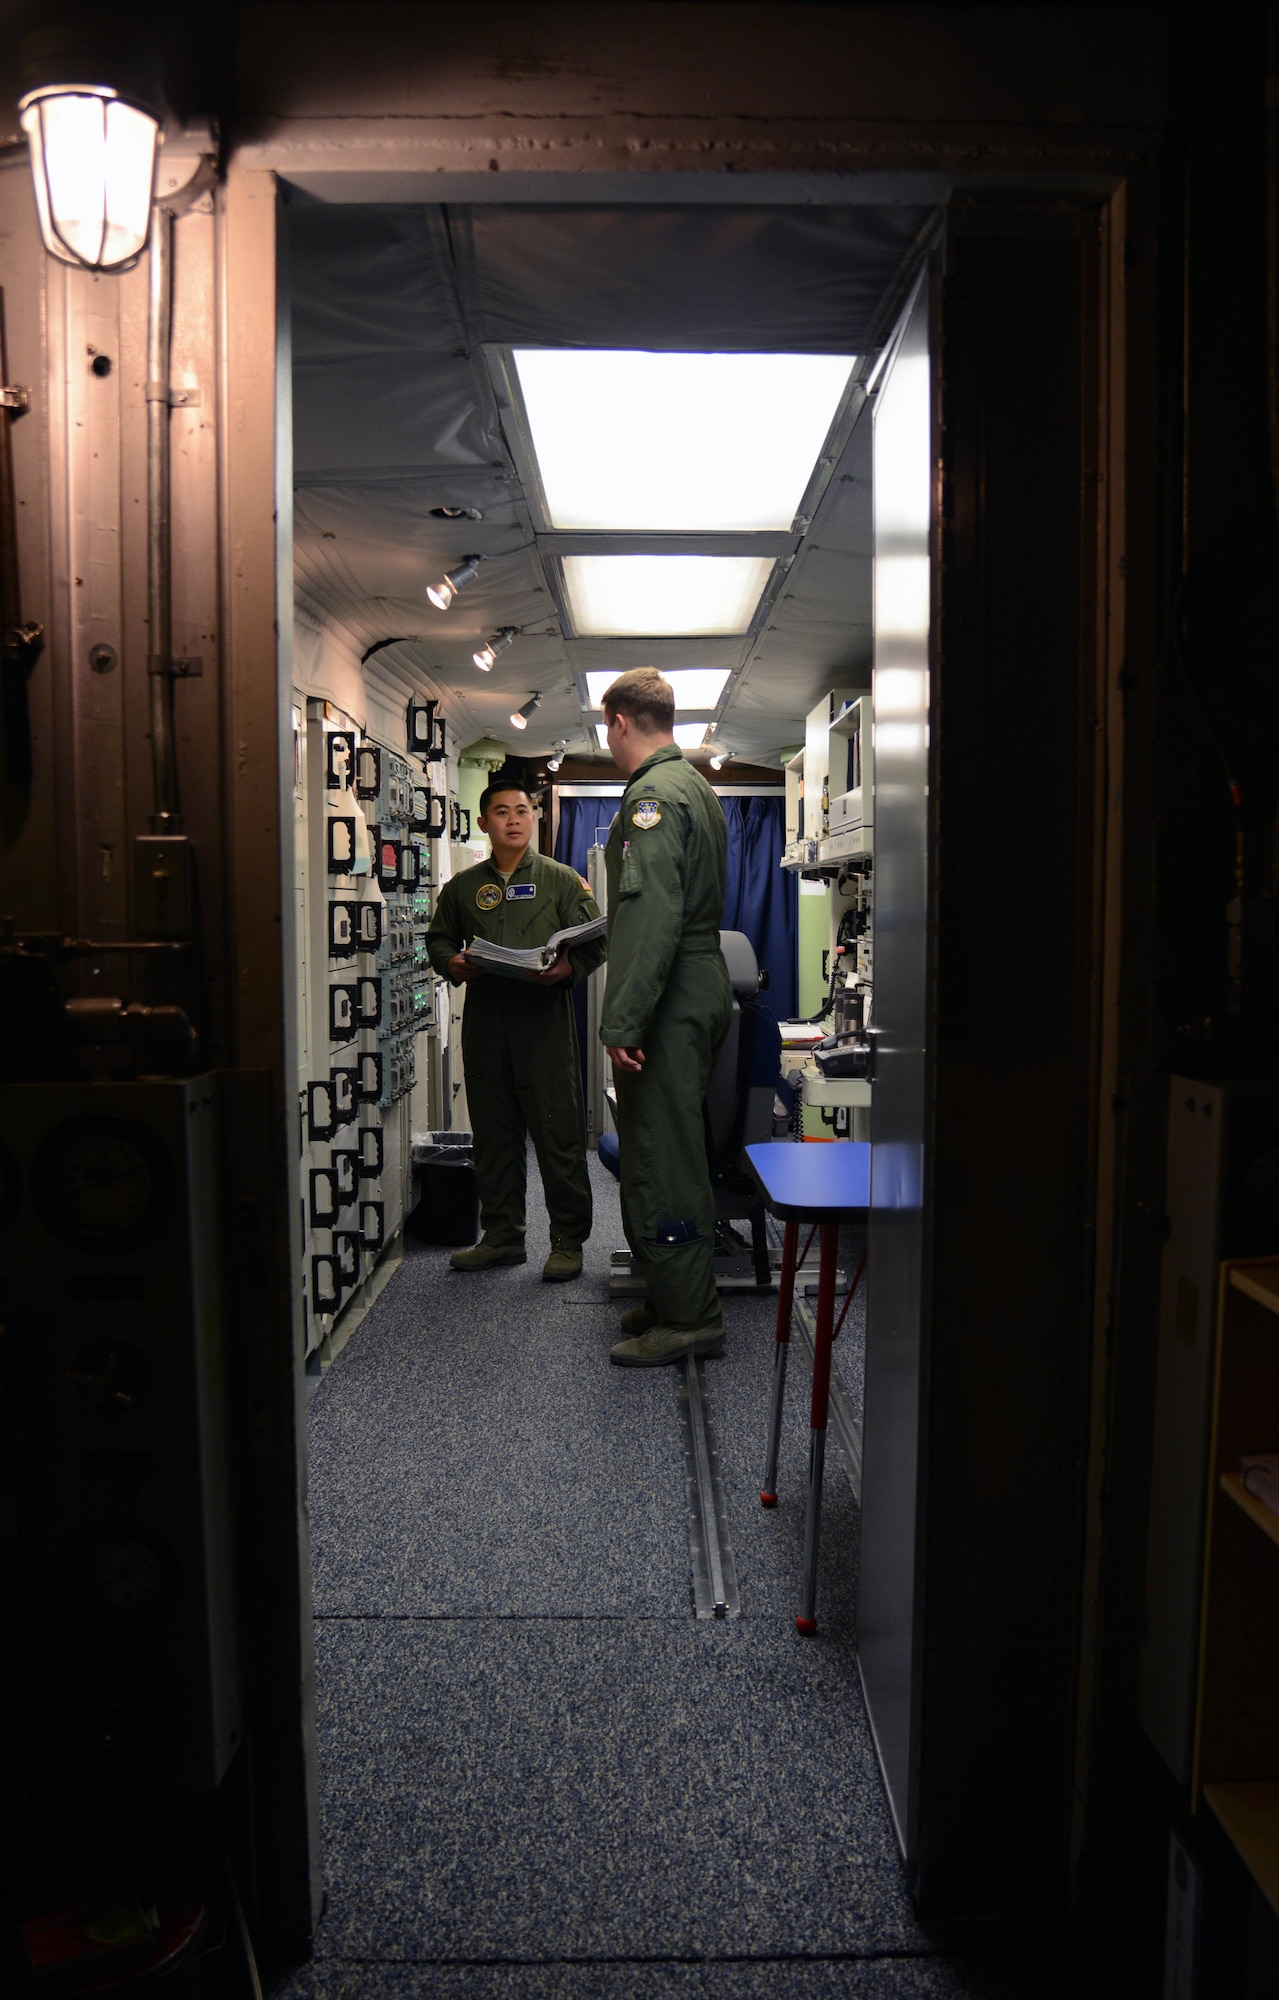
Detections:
146,202,179,831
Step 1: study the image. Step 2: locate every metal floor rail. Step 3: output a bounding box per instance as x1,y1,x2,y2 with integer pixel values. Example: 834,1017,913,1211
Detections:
676,1357,740,1619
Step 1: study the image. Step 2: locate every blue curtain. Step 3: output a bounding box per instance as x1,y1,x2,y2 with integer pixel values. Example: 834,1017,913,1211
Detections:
719,796,796,1019
555,796,621,876
554,798,622,1102
553,789,795,1029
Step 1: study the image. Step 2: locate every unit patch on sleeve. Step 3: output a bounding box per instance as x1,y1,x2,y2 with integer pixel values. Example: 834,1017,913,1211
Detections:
507,883,536,900
632,800,662,830
475,883,503,911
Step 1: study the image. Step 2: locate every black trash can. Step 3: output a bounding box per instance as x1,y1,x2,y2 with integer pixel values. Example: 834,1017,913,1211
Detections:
407,1139,479,1246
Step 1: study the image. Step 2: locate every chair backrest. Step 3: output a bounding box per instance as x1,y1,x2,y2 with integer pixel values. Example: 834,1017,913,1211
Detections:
705,931,782,1178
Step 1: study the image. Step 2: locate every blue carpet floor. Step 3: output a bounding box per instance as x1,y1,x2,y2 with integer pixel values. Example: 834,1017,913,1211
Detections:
269,1153,1156,1999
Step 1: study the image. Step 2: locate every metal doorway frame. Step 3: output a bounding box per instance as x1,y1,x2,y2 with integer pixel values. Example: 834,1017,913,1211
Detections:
220,124,1148,1942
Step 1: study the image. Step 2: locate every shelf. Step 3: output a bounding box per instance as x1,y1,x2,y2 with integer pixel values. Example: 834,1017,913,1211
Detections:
1221,1472,1279,1553
1204,1783,1279,1917
1231,1261,1279,1318
830,699,867,737
796,1070,872,1109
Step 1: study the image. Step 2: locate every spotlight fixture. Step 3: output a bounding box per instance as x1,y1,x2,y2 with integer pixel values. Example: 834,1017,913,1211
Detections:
510,693,542,732
20,81,163,271
546,740,569,773
473,626,517,672
427,555,482,611
709,749,735,772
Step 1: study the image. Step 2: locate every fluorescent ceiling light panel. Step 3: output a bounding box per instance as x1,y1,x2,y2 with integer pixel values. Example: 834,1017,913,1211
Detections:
564,555,774,637
584,668,731,711
596,722,710,751
513,349,856,531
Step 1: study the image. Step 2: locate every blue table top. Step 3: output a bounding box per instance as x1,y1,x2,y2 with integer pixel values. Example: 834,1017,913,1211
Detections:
744,1140,870,1221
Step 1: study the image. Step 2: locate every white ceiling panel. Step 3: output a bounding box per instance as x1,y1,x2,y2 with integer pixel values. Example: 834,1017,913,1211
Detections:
596,721,712,751
512,349,855,532
583,668,731,710
562,555,776,637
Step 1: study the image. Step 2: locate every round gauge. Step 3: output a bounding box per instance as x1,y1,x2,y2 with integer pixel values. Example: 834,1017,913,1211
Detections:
33,1115,171,1255
69,1526,180,1621
0,1142,19,1231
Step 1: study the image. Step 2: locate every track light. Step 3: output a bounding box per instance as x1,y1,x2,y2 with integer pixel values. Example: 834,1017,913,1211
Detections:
546,740,568,773
473,626,517,672
510,693,541,732
709,749,735,771
21,83,162,271
427,554,482,611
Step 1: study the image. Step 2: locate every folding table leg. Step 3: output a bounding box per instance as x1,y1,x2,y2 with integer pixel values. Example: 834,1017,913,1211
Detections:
759,1218,798,1506
797,1221,839,1635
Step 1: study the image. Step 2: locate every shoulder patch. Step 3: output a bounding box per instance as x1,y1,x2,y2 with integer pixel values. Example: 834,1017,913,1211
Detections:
475,882,502,911
632,800,662,830
579,875,591,892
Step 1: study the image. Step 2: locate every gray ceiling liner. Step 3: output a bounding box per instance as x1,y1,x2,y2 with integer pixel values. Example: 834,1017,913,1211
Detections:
294,476,525,548
287,198,934,763
448,206,933,352
292,354,499,478
289,202,464,358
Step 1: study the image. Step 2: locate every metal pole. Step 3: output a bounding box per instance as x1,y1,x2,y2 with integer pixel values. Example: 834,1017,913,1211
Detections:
146,203,179,830
760,1217,799,1505
796,1220,839,1634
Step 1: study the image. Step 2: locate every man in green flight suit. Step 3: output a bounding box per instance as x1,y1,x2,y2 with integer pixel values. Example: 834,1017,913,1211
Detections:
426,778,606,1281
600,669,734,1365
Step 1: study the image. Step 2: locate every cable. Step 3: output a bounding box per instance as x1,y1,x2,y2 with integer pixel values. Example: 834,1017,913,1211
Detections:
360,636,422,667
795,909,860,1025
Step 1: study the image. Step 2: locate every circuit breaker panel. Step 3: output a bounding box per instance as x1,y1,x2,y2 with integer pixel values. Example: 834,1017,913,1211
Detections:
295,699,445,1353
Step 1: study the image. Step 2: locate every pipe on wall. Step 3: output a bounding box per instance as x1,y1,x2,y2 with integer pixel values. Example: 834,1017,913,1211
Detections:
146,201,179,830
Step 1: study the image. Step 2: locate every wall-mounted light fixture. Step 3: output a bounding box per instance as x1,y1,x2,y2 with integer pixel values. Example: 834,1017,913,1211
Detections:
709,749,735,772
510,693,541,732
427,555,482,611
546,740,569,773
473,626,517,672
20,81,163,271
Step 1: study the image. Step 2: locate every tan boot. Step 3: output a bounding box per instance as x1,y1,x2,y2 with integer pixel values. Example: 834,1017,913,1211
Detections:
542,1248,583,1282
449,1239,527,1271
609,1322,725,1367
618,1303,658,1336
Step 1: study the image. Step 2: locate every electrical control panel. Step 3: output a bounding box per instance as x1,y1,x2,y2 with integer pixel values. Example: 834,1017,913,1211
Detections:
296,702,444,1351
780,687,876,1142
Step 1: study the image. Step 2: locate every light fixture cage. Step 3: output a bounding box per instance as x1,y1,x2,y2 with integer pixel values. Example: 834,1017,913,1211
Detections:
20,84,162,272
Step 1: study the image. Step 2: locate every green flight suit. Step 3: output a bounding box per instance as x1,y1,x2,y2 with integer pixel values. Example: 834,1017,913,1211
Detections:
427,849,605,1252
601,744,733,1330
